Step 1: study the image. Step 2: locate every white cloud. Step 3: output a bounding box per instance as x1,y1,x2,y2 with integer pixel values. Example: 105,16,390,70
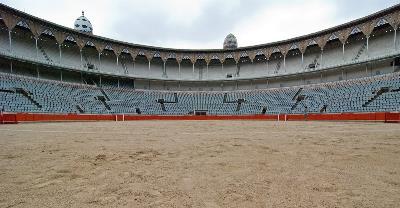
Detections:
233,0,339,47
1,0,398,49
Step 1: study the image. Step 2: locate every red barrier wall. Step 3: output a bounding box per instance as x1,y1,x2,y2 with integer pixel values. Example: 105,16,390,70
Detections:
0,113,18,124
0,112,399,124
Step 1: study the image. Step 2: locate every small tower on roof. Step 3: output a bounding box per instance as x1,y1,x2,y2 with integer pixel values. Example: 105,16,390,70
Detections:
74,11,93,34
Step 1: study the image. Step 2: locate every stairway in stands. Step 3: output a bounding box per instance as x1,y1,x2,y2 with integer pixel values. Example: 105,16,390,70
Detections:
76,104,85,113
100,88,111,101
363,87,390,107
15,88,42,109
38,45,53,63
96,95,111,111
352,42,367,61
291,88,304,110
291,94,306,110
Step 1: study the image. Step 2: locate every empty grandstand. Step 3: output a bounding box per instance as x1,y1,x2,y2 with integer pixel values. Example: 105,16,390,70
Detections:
0,3,400,118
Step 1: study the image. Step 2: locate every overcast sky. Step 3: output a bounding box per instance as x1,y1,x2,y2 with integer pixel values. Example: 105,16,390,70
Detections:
1,0,399,49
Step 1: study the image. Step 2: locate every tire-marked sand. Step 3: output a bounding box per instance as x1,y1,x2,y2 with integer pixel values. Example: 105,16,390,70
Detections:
0,121,399,207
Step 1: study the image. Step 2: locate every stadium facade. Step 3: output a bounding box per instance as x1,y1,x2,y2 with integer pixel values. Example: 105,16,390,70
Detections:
0,3,400,116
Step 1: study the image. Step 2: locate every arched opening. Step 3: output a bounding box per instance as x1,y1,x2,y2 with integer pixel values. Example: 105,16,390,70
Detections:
150,56,164,79
165,58,179,79
208,58,223,80
303,42,320,72
134,55,148,77
62,36,81,68
269,51,284,75
119,50,134,75
285,48,301,74
223,57,236,79
81,42,99,71
180,59,192,80
31,29,56,64
11,21,36,60
322,36,342,68
100,46,117,74
195,59,206,80
236,56,251,78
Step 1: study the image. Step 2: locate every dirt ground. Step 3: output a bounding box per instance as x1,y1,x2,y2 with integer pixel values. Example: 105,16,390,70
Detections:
0,121,400,208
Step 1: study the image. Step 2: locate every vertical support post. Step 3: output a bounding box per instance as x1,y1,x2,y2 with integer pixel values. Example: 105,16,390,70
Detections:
8,31,12,53
60,71,63,82
98,53,101,69
37,68,40,78
320,73,323,83
266,59,269,74
366,36,369,57
178,63,181,79
341,70,344,80
283,55,286,72
10,61,13,73
118,79,120,88
59,44,62,63
163,61,167,77
148,60,151,71
342,43,345,63
320,49,323,69
206,64,209,80
192,63,195,78
116,56,119,66
301,53,304,70
80,49,83,68
35,38,39,60
99,76,102,87
393,58,396,72
394,29,397,50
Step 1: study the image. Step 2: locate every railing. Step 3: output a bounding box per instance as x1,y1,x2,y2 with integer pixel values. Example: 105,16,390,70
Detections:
0,48,399,82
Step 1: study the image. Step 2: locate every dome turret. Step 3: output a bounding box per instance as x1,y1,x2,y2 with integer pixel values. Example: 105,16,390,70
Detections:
223,33,238,50
74,11,93,34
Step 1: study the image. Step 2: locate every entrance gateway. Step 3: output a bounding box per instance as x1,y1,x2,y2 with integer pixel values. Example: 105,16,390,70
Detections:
194,110,208,116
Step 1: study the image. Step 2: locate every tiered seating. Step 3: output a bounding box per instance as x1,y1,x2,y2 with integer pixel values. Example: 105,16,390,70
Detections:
0,72,399,115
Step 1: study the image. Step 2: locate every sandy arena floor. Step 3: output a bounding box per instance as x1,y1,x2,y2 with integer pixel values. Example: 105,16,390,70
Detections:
0,121,400,208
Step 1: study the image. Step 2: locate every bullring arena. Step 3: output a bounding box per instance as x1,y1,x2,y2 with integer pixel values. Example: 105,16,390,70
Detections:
1,1,400,208
1,121,400,207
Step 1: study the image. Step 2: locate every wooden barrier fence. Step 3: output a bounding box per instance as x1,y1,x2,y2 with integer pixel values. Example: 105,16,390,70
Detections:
0,112,399,124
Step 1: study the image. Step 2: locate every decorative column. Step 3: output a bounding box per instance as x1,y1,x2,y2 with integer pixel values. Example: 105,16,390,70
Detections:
145,51,155,72
386,11,400,51
176,54,183,79
129,49,139,74
217,53,226,75
113,46,123,67
279,44,290,73
205,54,212,80
54,31,67,63
94,41,106,70
1,12,19,53
160,52,168,77
262,48,272,75
315,34,330,69
337,27,352,64
360,20,378,58
298,40,308,71
190,54,197,79
28,21,44,60
76,38,86,68
233,52,241,77
35,38,39,59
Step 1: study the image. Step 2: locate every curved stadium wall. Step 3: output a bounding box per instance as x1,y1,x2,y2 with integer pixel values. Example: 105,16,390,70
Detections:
0,3,400,116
